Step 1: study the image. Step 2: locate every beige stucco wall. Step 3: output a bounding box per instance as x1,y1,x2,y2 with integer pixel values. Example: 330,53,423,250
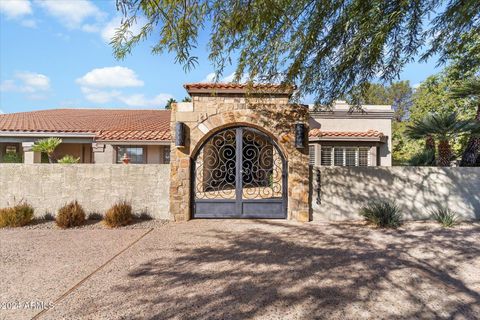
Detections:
312,166,480,221
310,117,392,166
0,164,170,219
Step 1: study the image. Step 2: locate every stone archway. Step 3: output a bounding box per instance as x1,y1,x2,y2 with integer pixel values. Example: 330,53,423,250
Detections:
169,83,310,222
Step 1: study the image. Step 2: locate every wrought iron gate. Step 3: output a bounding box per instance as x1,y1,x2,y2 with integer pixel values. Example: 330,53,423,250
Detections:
192,126,287,218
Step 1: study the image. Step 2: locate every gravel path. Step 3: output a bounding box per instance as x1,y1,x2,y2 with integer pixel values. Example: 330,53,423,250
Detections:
1,220,479,320
21,219,169,230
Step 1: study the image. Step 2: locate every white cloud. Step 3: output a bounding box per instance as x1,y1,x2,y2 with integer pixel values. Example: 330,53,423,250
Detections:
0,110,4,114
0,0,32,19
20,18,36,28
118,93,174,107
35,0,104,29
100,15,145,43
0,71,50,99
76,66,144,88
77,66,172,107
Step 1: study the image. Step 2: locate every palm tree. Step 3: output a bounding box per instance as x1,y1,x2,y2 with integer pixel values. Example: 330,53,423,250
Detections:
165,98,177,109
31,137,62,163
406,112,475,166
450,78,480,166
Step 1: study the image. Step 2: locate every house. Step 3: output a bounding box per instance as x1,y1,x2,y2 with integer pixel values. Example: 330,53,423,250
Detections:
308,101,394,167
0,109,171,164
0,86,393,167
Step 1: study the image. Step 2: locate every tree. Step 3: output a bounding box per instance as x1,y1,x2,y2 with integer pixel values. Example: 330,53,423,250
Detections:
112,0,479,103
31,138,62,164
450,78,480,166
182,96,192,102
165,98,177,109
406,112,475,166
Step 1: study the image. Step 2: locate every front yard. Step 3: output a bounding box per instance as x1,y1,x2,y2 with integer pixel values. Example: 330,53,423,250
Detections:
1,220,479,319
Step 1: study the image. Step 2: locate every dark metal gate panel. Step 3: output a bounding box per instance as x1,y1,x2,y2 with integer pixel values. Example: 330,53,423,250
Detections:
192,127,287,219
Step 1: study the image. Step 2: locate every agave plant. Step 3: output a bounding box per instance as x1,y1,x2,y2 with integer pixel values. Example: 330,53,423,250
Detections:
31,138,62,163
406,112,476,166
58,155,80,164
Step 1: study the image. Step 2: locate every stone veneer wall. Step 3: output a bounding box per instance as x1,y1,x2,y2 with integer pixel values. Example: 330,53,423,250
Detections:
170,94,310,222
0,164,170,219
312,166,480,221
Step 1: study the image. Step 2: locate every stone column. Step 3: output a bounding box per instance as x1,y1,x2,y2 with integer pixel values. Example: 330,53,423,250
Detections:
22,142,41,164
92,143,115,164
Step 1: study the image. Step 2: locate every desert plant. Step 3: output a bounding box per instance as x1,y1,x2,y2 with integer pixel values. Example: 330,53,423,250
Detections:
406,112,476,166
431,207,458,228
359,200,402,228
32,137,62,163
104,201,133,227
56,201,86,228
58,155,80,164
0,203,34,227
42,213,55,221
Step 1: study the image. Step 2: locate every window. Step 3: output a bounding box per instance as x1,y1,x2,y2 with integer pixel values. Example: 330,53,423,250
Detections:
359,148,369,166
116,146,145,164
5,145,17,154
163,146,171,164
320,146,370,167
321,147,332,166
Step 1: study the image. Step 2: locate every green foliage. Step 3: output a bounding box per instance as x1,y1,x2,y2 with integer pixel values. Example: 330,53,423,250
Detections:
431,207,458,228
392,121,424,165
182,96,192,102
58,155,80,164
113,0,479,103
104,201,133,228
165,98,176,110
408,149,436,166
0,203,34,228
2,153,22,163
406,112,473,141
56,201,86,229
88,212,103,220
359,200,402,228
32,138,62,163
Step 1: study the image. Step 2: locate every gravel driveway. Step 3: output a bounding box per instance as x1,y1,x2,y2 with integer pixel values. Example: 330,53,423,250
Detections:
1,220,479,320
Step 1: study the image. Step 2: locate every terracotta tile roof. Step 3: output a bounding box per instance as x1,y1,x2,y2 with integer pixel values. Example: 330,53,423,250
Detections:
0,109,171,141
184,83,295,95
309,129,384,139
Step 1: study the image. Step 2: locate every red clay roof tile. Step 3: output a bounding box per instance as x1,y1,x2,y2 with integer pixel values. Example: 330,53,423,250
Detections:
309,129,384,138
0,109,171,141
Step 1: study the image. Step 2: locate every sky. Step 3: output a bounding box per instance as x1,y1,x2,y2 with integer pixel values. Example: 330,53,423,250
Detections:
0,0,443,114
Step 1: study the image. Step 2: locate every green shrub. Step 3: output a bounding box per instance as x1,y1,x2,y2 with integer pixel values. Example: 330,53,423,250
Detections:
0,203,34,227
88,212,103,220
2,153,23,163
359,200,402,228
431,207,458,228
104,201,133,228
42,213,55,221
56,201,86,228
58,155,80,164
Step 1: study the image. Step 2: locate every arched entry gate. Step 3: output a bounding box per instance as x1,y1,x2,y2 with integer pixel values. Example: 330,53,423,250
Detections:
192,126,287,218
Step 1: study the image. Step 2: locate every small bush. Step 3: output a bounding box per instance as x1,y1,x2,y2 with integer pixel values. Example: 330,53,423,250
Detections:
58,155,80,164
431,207,458,228
0,203,34,227
104,201,133,228
2,153,23,163
42,213,55,221
359,200,402,228
56,201,86,228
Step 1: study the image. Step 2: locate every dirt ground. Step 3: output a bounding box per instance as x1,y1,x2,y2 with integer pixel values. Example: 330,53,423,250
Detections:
1,220,479,320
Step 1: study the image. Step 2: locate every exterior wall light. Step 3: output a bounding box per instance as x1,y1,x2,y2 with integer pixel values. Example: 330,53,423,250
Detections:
295,123,306,148
175,122,186,147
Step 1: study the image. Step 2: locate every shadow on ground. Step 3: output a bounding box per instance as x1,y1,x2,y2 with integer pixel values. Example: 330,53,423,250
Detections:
108,221,480,320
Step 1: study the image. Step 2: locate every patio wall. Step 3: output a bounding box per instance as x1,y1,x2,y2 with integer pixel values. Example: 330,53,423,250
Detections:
0,164,170,219
312,166,480,221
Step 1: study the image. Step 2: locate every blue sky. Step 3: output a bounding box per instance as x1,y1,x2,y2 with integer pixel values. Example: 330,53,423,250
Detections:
1,0,442,114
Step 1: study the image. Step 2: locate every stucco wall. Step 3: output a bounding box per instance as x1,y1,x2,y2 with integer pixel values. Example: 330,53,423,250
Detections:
312,166,480,221
0,164,170,219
